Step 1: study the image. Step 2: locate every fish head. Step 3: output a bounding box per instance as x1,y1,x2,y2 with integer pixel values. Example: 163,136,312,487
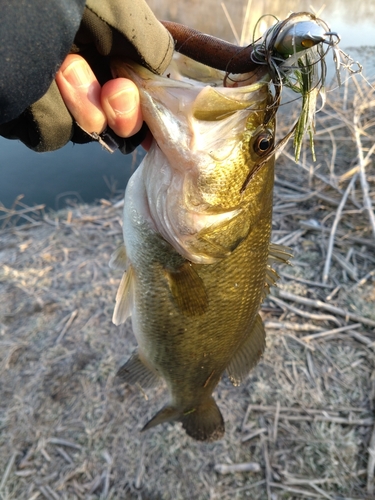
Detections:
113,58,276,264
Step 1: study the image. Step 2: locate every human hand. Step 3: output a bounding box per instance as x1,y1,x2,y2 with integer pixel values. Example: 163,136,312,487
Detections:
0,0,172,153
55,54,152,150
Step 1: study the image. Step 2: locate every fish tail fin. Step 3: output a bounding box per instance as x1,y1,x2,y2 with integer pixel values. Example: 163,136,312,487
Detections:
141,398,225,442
181,397,224,442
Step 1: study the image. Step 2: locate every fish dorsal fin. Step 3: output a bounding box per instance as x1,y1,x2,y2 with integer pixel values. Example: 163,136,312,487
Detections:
117,350,160,389
226,314,266,387
164,261,209,316
109,244,128,271
112,266,135,326
268,242,293,265
261,242,293,300
262,265,280,301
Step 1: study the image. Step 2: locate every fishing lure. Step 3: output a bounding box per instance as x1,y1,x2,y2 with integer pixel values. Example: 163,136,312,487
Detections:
163,12,361,162
250,12,343,161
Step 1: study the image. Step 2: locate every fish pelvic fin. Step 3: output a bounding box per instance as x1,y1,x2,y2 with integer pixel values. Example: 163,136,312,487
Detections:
165,261,208,316
181,397,225,442
117,350,160,389
226,314,266,386
262,243,293,300
109,244,128,271
112,265,135,326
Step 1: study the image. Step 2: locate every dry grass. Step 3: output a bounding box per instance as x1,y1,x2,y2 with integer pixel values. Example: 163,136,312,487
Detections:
1,72,375,500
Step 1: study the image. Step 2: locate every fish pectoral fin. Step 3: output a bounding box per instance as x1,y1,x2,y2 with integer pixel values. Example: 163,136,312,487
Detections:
195,234,233,260
109,243,128,271
181,397,225,442
112,266,135,326
195,208,251,260
142,405,180,432
226,314,266,387
117,350,160,389
165,261,208,316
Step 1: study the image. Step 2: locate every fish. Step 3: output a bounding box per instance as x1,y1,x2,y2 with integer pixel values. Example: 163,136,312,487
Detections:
107,12,361,441
109,55,292,442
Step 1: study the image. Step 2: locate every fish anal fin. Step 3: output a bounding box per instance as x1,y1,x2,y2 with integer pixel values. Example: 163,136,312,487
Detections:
117,350,159,389
142,406,180,432
109,244,128,271
181,397,225,442
226,314,266,387
112,266,135,326
165,261,208,316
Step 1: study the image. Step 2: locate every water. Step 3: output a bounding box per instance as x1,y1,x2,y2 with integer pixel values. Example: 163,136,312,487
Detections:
0,0,374,210
147,0,375,49
0,137,145,210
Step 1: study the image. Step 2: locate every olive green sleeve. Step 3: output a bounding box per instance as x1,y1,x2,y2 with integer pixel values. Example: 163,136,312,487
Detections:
0,81,74,152
83,0,174,75
0,0,174,153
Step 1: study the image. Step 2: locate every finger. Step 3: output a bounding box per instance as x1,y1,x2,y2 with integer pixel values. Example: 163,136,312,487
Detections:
101,79,143,138
56,54,107,134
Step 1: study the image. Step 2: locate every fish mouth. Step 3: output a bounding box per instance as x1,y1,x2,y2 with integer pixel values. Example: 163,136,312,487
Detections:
112,57,270,167
114,57,274,264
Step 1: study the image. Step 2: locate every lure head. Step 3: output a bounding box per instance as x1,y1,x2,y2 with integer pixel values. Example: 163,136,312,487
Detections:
274,19,328,56
268,12,340,58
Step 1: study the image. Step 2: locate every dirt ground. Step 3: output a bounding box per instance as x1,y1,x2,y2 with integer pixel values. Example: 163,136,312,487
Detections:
1,56,375,500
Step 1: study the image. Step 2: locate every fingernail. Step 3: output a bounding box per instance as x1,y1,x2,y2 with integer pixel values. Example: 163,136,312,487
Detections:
62,61,93,88
108,89,137,116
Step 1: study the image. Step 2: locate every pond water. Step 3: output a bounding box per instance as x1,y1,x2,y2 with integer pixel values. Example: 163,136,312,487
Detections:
0,137,145,211
0,0,374,210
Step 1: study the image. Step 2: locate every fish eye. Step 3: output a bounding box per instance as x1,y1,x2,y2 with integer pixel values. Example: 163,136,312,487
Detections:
253,132,274,156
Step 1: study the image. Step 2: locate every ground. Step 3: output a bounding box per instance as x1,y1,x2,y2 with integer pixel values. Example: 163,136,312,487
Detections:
0,74,374,499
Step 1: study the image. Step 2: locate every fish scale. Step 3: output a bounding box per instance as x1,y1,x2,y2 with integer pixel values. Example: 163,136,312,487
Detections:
110,56,292,441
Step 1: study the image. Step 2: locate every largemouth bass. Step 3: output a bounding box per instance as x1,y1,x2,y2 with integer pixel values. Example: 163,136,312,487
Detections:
109,11,353,441
110,56,291,442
